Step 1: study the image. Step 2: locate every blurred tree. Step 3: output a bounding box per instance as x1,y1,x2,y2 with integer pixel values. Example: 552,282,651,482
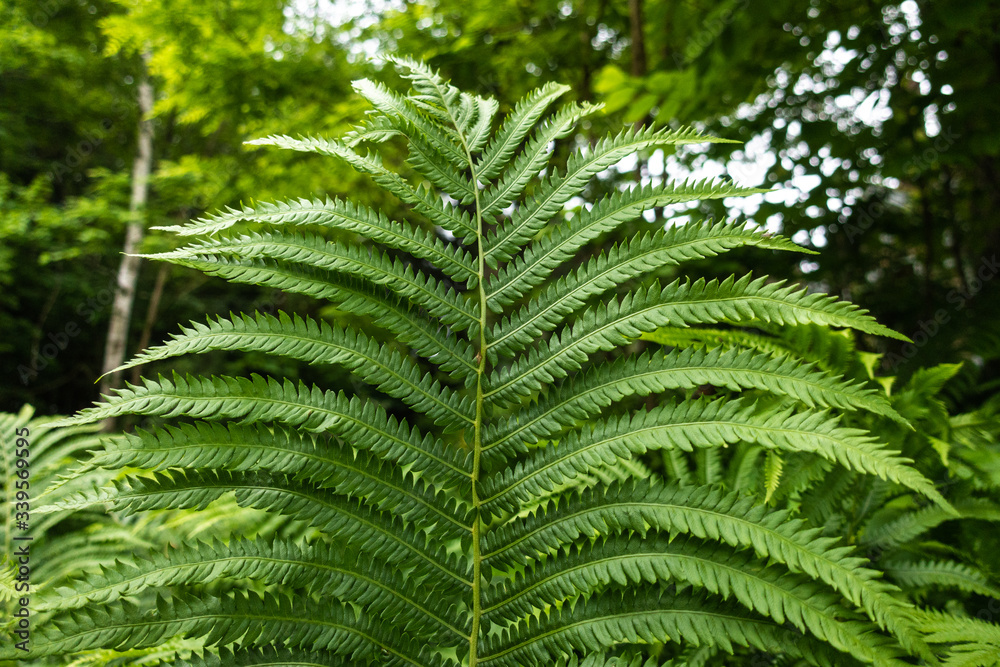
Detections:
0,0,138,410
636,0,1000,393
99,51,154,413
0,0,372,415
4,0,999,418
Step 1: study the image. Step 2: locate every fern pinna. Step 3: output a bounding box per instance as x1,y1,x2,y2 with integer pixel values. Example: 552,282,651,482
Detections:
13,59,957,666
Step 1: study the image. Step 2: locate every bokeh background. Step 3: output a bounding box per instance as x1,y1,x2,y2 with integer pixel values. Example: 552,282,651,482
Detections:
2,0,997,420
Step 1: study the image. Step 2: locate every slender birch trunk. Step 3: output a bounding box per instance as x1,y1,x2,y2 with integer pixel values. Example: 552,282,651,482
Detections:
628,0,648,186
129,262,169,386
628,0,647,78
99,53,154,426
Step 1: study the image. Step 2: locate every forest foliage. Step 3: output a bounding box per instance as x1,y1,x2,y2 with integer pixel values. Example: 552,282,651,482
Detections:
1,0,999,665
2,55,999,667
2,0,998,413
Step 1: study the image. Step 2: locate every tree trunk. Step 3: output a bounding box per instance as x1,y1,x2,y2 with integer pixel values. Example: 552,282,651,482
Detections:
628,0,648,78
129,262,169,387
628,0,649,188
99,53,154,426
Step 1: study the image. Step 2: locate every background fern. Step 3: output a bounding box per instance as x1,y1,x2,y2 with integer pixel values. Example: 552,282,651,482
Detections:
640,322,1000,665
0,405,116,614
0,406,308,667
6,58,999,666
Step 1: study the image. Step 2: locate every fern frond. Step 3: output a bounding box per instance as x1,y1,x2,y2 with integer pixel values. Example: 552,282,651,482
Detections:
486,275,909,408
488,222,809,359
145,232,479,332
30,524,157,588
39,538,469,641
486,345,903,457
43,60,953,666
485,534,871,655
480,101,599,218
883,558,1000,600
483,126,739,265
93,423,471,536
662,447,696,485
246,134,477,239
352,77,468,168
641,326,805,360
106,311,474,431
383,56,462,119
482,399,943,511
42,469,471,587
475,81,571,180
861,498,1000,550
173,645,351,667
126,255,478,378
486,192,784,310
3,592,439,665
481,588,888,666
55,374,472,492
344,113,402,146
764,450,784,503
558,656,659,667
483,481,919,648
60,638,205,667
408,130,479,202
917,609,1000,667
152,196,477,284
656,321,866,375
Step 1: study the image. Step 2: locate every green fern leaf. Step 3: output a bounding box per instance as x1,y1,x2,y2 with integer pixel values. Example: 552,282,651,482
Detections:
486,534,867,652
486,187,782,310
38,538,468,641
116,254,479,379
883,558,1000,600
764,450,784,503
485,345,905,458
486,275,910,409
917,608,1000,667
352,77,469,169
246,134,477,239
475,81,571,180
35,59,978,666
487,222,808,360
481,398,944,511
861,498,1000,550
153,196,477,283
480,101,600,218
42,469,470,588
483,126,740,265
90,423,471,536
58,373,472,492
145,231,479,332
481,589,897,666
21,592,440,665
105,311,474,431
483,481,923,652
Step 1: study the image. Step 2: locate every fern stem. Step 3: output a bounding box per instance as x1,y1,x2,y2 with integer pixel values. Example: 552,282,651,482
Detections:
436,85,489,667
470,160,487,667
